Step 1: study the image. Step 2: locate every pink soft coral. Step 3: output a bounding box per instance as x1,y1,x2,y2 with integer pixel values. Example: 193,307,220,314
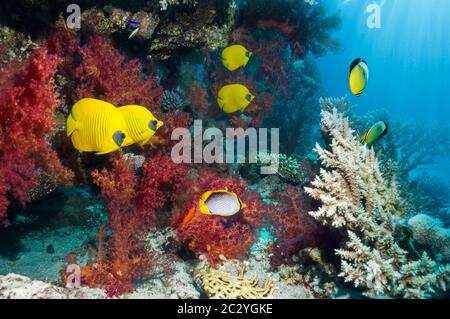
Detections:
0,49,73,225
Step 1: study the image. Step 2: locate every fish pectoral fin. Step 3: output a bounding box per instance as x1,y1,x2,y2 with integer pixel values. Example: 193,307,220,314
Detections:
66,114,78,137
70,133,84,152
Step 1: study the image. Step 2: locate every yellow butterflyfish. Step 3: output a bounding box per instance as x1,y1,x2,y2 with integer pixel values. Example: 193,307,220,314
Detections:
118,105,164,147
66,98,131,155
217,84,255,114
221,44,253,71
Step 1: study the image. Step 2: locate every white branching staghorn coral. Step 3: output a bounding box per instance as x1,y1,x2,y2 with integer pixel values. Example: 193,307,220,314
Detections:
304,101,450,298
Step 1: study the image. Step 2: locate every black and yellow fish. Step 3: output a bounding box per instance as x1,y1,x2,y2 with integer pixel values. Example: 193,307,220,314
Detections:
199,189,247,217
360,121,388,147
349,58,369,97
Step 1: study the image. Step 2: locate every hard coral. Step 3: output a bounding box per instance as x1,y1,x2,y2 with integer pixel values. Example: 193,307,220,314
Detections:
173,171,270,266
194,259,274,299
408,214,450,261
304,103,450,298
0,49,72,225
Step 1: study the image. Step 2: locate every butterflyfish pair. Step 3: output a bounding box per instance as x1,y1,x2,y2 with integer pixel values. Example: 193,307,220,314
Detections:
218,45,256,114
66,98,163,155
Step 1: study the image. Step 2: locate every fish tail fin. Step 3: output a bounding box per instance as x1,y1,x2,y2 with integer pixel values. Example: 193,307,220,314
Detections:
360,132,367,144
66,114,77,137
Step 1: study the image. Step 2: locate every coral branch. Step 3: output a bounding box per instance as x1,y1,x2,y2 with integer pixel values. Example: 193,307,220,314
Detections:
305,101,450,298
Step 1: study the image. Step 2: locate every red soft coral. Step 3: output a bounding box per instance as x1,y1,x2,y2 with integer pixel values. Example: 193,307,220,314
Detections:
253,37,290,97
75,153,149,296
45,29,80,76
0,49,73,225
151,110,193,153
173,171,269,266
74,151,185,296
73,35,162,108
187,81,209,116
268,185,319,266
137,151,187,227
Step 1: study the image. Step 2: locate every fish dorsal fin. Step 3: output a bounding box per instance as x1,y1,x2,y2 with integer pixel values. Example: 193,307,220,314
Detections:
350,58,362,75
360,60,369,81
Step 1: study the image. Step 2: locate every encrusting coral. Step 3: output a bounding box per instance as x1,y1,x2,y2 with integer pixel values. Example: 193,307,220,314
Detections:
194,258,274,299
304,101,450,298
256,153,306,184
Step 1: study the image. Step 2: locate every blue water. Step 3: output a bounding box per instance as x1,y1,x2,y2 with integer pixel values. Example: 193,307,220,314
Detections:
317,0,450,179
